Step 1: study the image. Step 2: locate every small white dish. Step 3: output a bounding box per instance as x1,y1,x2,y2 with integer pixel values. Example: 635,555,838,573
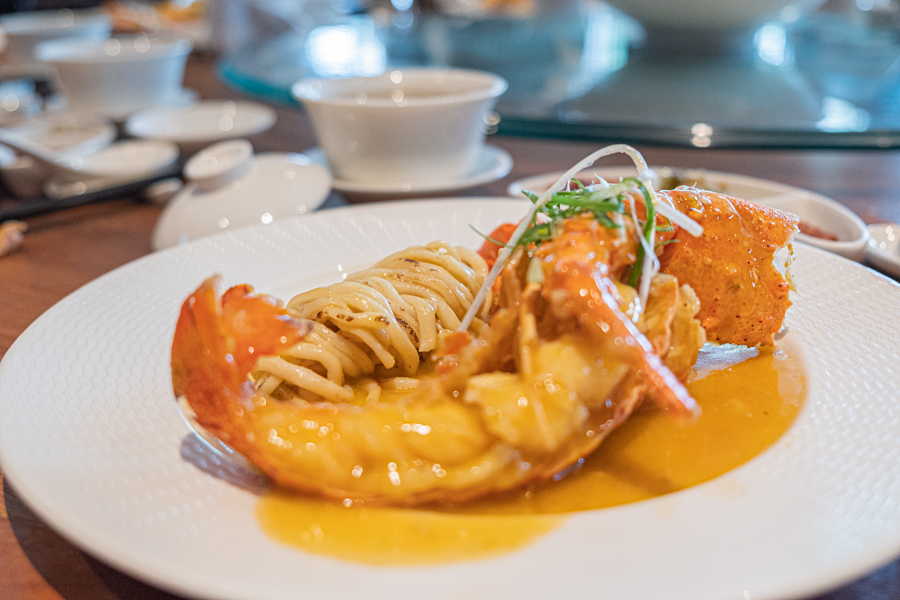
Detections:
126,100,276,155
152,140,332,250
509,166,870,262
759,192,870,262
306,144,512,201
866,223,900,279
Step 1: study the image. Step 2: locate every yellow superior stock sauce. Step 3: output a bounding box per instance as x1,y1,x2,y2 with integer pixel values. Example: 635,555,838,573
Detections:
257,344,805,565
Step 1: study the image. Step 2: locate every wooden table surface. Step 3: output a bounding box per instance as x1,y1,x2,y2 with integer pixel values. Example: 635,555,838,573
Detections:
2,53,900,600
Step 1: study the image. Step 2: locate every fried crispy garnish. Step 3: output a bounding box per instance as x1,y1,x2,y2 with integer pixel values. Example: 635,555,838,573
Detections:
659,189,798,346
0,220,26,258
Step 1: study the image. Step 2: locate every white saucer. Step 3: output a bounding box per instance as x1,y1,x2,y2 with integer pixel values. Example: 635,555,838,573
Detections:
866,223,900,279
508,166,870,262
126,100,277,155
306,144,513,200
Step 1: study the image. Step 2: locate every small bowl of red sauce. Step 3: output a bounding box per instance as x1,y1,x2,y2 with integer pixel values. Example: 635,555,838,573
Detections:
756,193,870,262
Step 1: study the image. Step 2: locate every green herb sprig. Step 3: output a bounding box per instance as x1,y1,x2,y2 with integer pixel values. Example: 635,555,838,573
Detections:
473,177,660,285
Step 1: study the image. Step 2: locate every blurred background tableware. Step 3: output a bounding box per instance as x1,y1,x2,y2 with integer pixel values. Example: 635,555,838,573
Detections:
125,99,277,156
35,34,193,119
4,111,115,154
603,0,829,51
0,8,111,66
0,125,177,190
866,223,900,279
0,111,115,196
152,139,332,250
0,126,113,181
292,68,507,187
214,0,900,151
105,0,212,51
0,78,43,124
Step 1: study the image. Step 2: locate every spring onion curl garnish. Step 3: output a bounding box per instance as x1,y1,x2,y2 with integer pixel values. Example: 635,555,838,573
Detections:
458,145,703,332
625,183,659,309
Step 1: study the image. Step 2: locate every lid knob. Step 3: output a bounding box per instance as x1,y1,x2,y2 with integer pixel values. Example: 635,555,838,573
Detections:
185,139,254,193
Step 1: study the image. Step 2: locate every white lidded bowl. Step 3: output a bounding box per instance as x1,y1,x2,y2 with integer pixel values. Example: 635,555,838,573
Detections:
36,35,192,119
126,100,277,156
152,140,332,250
0,8,111,65
292,68,507,186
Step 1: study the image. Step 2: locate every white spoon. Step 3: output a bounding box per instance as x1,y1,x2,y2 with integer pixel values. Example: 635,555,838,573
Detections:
0,127,179,185
0,127,92,180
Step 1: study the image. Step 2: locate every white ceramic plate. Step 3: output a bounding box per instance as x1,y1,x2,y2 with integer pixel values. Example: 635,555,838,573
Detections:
2,199,900,600
307,145,513,201
509,167,871,261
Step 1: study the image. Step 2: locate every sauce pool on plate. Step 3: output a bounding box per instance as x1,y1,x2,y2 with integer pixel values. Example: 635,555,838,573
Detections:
257,344,805,565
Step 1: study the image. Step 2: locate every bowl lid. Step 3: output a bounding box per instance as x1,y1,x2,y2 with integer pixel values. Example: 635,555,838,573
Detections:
152,149,332,250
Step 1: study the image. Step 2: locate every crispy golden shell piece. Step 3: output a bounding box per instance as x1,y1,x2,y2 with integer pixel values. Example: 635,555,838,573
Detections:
658,189,799,346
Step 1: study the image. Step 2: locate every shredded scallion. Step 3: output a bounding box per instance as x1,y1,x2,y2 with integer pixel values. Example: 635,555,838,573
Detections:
458,145,703,332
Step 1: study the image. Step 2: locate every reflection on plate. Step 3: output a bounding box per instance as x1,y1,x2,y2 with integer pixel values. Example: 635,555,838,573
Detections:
306,145,513,201
2,199,900,600
509,166,871,261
